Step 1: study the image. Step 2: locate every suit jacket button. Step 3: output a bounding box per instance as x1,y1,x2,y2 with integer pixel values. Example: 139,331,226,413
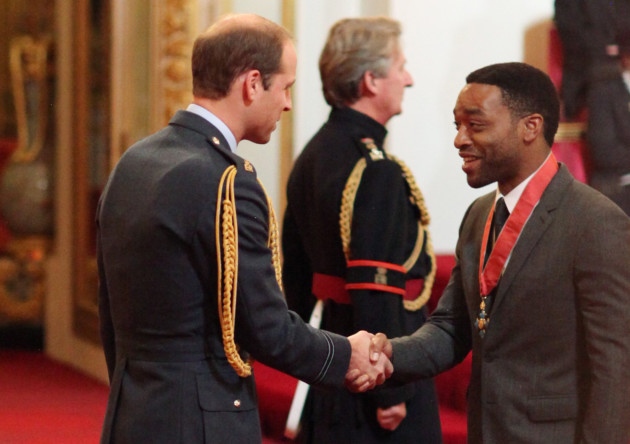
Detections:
234,399,241,408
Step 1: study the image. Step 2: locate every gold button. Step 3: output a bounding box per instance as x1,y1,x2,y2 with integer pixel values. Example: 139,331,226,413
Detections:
234,399,241,408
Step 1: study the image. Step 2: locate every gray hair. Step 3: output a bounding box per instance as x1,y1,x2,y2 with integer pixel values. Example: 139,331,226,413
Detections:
319,17,401,108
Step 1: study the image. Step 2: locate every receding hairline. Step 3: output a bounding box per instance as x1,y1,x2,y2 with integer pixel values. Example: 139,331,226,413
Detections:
202,13,290,40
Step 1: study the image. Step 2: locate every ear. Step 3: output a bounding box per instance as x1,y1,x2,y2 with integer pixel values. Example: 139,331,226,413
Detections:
361,71,378,96
521,114,544,144
242,69,263,103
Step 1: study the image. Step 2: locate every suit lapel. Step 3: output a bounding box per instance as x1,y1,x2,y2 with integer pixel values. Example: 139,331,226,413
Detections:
491,165,574,313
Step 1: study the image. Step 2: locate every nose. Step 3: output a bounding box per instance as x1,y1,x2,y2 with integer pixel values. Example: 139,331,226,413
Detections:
284,90,292,112
405,70,413,87
454,126,471,150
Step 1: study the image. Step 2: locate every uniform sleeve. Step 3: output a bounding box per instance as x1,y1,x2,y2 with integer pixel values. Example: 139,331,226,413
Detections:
347,160,411,334
346,159,420,405
225,167,351,388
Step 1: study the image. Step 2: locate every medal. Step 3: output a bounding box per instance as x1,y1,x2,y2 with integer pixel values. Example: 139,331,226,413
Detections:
475,297,488,338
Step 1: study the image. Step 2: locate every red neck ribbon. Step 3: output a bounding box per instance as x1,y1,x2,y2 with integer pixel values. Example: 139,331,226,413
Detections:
478,154,558,296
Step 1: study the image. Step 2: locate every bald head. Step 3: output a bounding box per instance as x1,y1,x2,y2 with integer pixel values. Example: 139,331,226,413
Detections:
192,13,292,100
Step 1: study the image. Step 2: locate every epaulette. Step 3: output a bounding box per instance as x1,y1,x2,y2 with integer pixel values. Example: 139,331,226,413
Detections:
207,133,256,177
359,137,385,161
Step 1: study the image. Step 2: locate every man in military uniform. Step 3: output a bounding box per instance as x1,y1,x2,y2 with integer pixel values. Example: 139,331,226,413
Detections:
97,14,392,444
282,16,442,444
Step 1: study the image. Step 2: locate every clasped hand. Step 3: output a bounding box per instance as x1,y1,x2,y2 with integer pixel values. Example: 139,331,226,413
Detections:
344,331,393,392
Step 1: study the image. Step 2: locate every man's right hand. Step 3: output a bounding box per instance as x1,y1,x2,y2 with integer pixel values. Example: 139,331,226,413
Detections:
369,332,393,364
344,331,393,392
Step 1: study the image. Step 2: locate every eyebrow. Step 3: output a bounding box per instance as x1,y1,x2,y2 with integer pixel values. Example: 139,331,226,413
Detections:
453,106,484,116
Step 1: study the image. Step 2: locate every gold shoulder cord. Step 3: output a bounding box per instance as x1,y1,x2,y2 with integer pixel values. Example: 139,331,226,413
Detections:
339,153,436,311
257,178,283,292
216,165,283,377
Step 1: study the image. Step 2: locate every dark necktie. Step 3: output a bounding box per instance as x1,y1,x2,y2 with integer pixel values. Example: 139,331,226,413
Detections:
493,197,509,241
478,198,510,336
485,197,509,264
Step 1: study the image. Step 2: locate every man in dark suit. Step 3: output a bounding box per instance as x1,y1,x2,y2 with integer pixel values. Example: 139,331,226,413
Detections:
97,13,391,444
366,62,630,443
282,17,442,444
586,31,630,216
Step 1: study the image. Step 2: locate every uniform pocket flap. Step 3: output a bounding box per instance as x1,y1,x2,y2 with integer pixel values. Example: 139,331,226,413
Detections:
196,372,257,412
527,395,578,422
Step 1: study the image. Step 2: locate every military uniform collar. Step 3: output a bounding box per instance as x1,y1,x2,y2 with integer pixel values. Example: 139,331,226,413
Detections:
329,107,387,147
186,103,237,152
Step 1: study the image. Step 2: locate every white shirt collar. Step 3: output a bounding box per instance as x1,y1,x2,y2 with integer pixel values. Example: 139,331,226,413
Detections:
186,104,237,152
496,152,552,212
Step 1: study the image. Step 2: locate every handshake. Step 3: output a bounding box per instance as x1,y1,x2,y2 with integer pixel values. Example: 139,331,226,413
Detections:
344,331,393,392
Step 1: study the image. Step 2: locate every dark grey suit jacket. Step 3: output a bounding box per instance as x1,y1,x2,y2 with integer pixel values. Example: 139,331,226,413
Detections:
97,110,351,443
391,164,630,443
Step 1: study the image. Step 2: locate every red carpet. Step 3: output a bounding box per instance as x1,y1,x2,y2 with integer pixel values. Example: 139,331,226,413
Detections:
0,350,109,444
0,351,291,444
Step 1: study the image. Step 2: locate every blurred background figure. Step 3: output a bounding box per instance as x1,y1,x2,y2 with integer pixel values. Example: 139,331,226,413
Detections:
554,0,630,120
282,16,442,444
585,30,630,215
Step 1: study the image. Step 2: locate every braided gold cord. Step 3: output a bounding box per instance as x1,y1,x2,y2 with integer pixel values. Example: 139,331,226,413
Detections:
216,166,251,377
338,154,436,311
388,154,436,311
388,154,431,226
258,178,283,290
340,158,367,262
403,229,436,312
214,166,285,377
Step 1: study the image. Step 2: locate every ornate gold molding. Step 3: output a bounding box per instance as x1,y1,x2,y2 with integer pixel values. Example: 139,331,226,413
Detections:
9,35,52,164
555,122,586,143
151,0,199,130
0,236,50,323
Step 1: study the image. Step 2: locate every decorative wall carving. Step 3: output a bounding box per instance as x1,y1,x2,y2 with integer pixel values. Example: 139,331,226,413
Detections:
151,0,198,130
0,2,55,332
0,35,54,326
